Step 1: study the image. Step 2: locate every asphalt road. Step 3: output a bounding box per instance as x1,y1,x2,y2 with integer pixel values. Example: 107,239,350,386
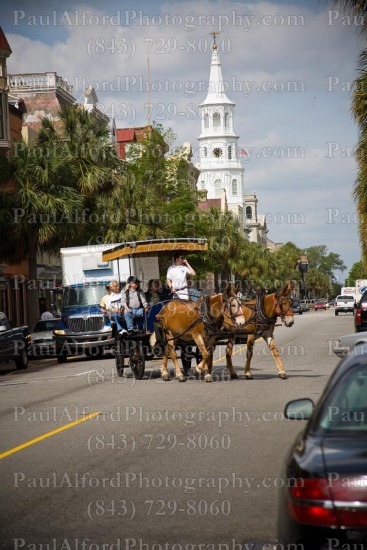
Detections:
0,308,355,550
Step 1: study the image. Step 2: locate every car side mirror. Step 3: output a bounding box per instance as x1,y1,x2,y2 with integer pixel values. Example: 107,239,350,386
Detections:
285,398,314,420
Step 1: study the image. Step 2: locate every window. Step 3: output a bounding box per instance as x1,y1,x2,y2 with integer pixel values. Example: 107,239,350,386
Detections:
0,93,5,140
232,179,238,195
224,113,228,128
214,179,221,196
203,146,208,157
200,181,206,190
204,113,209,128
246,206,252,219
228,146,232,159
213,112,220,129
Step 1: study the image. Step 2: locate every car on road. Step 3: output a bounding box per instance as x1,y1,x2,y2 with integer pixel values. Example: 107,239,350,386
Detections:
28,318,60,358
334,294,355,316
333,331,367,358
291,298,303,314
314,299,327,311
355,290,367,332
299,300,310,312
277,346,367,548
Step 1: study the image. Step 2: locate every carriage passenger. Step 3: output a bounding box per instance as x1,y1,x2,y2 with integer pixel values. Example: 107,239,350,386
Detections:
166,252,196,300
121,276,149,335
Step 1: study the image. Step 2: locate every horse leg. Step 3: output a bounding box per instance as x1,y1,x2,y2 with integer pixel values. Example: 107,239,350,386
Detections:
225,339,238,379
193,334,211,382
244,335,255,379
167,342,186,382
160,345,170,381
265,336,287,379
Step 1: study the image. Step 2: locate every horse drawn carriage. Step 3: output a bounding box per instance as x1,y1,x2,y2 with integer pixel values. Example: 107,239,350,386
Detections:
102,238,295,382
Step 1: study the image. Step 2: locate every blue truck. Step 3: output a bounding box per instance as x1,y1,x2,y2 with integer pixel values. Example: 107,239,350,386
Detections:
53,243,160,362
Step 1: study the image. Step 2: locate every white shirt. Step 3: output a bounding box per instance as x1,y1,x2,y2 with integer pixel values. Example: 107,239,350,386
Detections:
41,311,54,320
106,292,122,311
167,264,191,300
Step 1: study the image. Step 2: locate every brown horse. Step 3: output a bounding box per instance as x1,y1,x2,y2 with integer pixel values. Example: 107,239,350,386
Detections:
224,282,295,380
155,287,245,382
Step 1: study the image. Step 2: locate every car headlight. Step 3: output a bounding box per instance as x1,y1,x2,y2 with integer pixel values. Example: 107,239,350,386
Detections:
54,330,66,335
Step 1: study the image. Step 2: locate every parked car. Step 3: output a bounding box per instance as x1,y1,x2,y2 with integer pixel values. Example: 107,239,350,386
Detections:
299,300,310,312
277,346,367,548
355,290,367,332
28,318,60,358
314,299,327,311
333,331,367,358
291,298,303,314
0,312,30,369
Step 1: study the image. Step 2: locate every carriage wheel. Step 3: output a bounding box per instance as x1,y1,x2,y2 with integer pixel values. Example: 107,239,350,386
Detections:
129,341,145,380
114,338,125,377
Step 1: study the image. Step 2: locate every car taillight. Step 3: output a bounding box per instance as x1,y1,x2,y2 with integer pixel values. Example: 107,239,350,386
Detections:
288,477,367,527
356,307,362,325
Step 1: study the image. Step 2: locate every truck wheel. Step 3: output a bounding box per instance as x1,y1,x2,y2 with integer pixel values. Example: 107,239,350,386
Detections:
57,354,68,363
15,348,28,370
85,347,103,359
115,339,125,377
129,343,145,380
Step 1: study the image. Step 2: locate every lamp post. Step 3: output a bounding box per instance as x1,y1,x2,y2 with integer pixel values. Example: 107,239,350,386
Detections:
298,255,309,299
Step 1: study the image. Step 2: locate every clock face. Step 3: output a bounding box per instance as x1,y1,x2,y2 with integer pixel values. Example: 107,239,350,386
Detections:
213,147,223,158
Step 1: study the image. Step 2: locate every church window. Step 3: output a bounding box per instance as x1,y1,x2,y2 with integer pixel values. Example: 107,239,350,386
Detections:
246,206,253,219
213,112,220,130
224,113,228,128
228,145,232,159
214,179,221,196
232,179,238,195
204,113,209,128
200,181,206,190
203,146,208,157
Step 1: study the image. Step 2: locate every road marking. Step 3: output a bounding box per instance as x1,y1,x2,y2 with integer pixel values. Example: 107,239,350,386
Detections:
213,344,247,364
0,411,101,460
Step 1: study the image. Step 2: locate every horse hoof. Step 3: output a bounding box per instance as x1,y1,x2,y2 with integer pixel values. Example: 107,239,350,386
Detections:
161,373,170,381
245,374,253,380
279,372,287,379
178,375,186,382
204,374,213,383
230,373,239,380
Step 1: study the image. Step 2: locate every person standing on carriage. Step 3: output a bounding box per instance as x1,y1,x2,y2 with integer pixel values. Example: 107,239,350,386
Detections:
166,252,196,300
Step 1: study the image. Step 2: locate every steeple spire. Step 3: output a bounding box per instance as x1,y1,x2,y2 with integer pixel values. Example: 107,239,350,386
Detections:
201,32,234,106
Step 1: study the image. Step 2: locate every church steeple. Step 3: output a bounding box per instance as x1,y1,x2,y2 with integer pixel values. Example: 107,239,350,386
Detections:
197,34,245,233
201,33,234,107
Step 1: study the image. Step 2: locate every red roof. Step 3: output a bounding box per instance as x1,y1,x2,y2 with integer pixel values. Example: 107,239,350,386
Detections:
116,128,135,142
0,27,12,54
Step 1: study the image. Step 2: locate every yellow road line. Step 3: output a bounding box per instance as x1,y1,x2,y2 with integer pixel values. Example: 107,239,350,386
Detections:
0,411,101,460
213,344,247,364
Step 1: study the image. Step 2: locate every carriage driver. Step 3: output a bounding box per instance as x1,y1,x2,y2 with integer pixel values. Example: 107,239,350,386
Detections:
166,252,196,300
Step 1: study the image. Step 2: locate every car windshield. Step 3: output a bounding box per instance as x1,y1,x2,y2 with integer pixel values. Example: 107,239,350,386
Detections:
33,320,59,332
63,286,107,308
337,295,354,300
313,365,367,433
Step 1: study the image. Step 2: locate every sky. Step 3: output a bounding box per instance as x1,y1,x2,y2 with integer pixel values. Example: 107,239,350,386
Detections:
1,0,364,281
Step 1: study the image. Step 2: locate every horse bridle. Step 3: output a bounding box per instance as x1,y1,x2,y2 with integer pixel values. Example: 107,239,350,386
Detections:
273,294,293,321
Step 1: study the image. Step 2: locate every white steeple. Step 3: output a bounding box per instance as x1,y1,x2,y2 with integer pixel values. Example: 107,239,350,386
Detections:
197,34,245,233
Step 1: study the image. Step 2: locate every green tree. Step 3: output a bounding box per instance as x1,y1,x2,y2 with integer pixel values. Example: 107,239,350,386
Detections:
0,141,84,327
345,260,367,285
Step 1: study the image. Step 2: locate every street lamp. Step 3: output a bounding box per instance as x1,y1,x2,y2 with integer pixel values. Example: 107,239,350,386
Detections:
298,255,309,299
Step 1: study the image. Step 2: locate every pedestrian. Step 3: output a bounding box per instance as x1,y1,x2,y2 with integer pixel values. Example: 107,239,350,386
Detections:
166,252,196,300
41,309,54,320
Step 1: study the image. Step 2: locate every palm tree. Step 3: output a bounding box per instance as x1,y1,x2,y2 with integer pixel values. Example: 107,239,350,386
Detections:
0,141,84,327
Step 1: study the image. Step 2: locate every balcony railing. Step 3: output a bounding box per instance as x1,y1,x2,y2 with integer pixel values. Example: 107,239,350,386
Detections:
8,72,73,95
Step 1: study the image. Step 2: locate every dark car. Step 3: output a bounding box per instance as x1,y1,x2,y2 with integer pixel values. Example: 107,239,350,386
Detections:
291,299,303,314
355,291,367,332
277,346,367,549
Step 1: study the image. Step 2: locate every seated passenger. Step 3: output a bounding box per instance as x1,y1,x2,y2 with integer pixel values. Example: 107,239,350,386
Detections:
146,279,163,305
121,276,149,334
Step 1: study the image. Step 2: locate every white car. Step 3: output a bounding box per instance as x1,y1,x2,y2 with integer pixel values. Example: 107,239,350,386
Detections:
28,318,60,358
333,331,367,358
